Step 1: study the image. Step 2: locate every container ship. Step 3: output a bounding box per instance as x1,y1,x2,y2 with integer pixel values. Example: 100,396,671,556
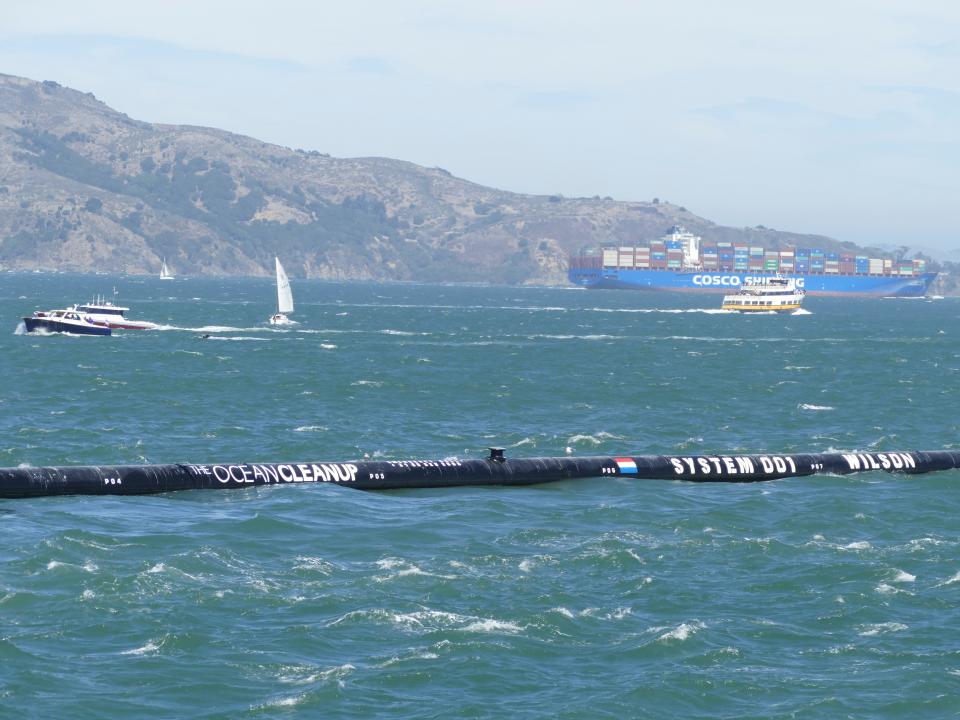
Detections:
568,227,937,297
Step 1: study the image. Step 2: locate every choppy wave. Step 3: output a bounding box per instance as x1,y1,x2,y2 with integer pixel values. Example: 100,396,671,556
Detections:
120,638,165,656
566,431,624,446
656,621,706,642
859,622,908,636
329,607,522,635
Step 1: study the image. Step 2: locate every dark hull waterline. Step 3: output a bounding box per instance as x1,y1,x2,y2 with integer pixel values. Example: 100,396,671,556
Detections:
22,317,112,336
1,448,958,498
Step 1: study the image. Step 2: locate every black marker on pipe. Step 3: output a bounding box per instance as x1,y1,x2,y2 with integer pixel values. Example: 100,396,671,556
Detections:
1,448,958,498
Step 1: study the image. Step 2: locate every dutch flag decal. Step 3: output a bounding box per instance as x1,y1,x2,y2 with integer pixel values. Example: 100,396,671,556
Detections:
614,458,638,474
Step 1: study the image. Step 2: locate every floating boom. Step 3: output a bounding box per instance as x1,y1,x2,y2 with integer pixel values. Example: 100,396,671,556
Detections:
1,448,959,498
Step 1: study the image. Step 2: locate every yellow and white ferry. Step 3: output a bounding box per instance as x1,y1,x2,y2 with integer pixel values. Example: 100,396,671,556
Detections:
721,275,805,313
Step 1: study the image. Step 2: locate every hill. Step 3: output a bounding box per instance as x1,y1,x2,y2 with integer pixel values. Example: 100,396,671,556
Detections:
0,73,902,284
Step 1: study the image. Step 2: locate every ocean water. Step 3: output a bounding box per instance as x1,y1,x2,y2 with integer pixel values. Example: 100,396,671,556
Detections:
1,273,959,718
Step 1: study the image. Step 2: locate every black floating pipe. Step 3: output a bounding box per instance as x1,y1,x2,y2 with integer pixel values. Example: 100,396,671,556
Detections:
1,448,959,499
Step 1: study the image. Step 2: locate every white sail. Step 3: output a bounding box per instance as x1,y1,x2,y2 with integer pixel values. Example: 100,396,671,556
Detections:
276,257,293,314
160,258,173,280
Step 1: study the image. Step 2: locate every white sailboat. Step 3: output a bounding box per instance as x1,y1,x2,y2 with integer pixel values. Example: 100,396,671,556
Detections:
160,258,174,280
269,257,297,325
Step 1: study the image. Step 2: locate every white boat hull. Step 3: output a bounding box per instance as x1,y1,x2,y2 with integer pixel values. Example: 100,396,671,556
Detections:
269,313,297,326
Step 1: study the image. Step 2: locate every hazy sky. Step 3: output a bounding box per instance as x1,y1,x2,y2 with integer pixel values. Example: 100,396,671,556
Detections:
2,1,959,254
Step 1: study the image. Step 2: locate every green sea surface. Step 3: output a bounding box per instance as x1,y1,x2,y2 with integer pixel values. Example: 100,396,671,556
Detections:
1,273,959,718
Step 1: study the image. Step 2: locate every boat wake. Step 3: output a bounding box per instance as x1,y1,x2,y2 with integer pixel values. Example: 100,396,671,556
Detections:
202,336,270,342
592,307,735,315
158,325,257,333
792,308,812,315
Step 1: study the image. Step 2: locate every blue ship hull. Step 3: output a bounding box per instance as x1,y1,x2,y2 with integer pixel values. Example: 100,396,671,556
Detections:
569,268,937,298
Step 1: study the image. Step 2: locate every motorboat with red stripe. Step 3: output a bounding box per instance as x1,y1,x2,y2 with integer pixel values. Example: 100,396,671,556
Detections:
73,295,158,330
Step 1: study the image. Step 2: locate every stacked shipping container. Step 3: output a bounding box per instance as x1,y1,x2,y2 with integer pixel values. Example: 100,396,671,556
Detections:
591,243,925,277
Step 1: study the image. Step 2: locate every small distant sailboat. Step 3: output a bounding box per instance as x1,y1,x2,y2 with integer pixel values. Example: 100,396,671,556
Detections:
160,258,174,280
269,257,297,325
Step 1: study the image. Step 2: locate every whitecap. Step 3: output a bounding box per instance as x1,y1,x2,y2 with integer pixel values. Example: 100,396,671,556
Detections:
462,619,523,634
388,610,462,628
294,425,327,433
909,537,946,550
657,621,705,642
892,570,916,583
293,556,335,573
302,663,355,684
255,695,305,709
827,644,855,654
859,622,907,636
378,652,438,668
375,564,456,582
843,541,871,551
933,571,960,587
120,639,163,656
507,437,536,448
567,431,623,446
799,403,834,411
